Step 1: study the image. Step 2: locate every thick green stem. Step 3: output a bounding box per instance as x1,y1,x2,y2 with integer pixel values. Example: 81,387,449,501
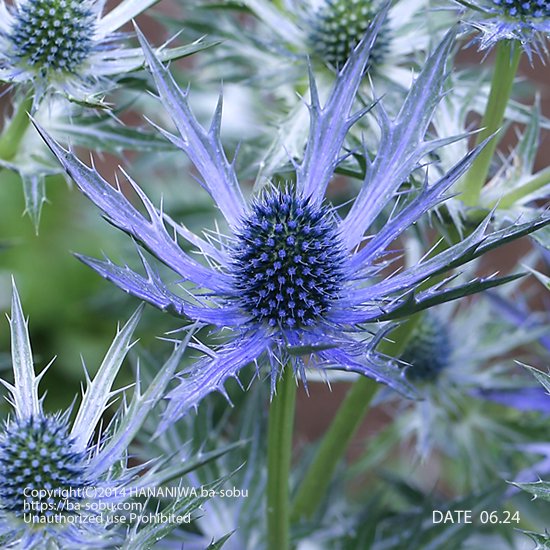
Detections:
267,366,297,550
0,94,33,161
462,40,521,207
291,317,420,521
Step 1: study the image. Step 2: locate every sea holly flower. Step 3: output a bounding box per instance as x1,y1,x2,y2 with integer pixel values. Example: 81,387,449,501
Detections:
0,281,208,548
181,0,453,181
193,0,451,83
399,311,453,383
307,0,391,70
457,0,550,58
364,277,550,490
0,0,212,108
34,22,550,432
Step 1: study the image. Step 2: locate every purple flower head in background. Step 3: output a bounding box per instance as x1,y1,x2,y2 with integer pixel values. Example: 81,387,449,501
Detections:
33,14,550,432
458,0,550,59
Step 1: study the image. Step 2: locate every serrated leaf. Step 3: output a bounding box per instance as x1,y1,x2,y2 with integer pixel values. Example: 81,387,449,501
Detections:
70,306,143,450
513,480,550,501
8,280,40,420
136,441,246,489
378,273,525,321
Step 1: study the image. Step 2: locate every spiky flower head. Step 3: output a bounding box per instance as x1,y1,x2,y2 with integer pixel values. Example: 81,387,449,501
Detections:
460,0,550,59
309,0,389,69
383,287,550,474
34,18,550,433
493,0,549,19
0,414,88,522
401,313,452,382
232,189,346,329
9,0,96,76
0,281,198,548
0,0,208,108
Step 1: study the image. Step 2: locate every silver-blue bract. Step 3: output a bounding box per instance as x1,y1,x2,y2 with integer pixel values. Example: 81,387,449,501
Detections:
0,282,188,548
34,16,550,433
0,0,161,107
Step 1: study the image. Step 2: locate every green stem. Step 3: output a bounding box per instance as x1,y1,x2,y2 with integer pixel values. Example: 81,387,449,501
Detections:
462,40,521,207
495,165,550,209
0,93,33,161
291,317,421,521
267,366,297,550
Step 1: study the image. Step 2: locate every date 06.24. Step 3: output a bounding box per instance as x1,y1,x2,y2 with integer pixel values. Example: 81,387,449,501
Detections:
432,510,520,524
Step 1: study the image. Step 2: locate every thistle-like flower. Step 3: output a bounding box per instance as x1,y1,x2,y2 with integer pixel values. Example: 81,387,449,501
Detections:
34,21,550,432
375,278,550,489
459,0,550,58
0,281,197,548
0,0,206,107
216,0,450,81
399,311,453,382
308,0,390,69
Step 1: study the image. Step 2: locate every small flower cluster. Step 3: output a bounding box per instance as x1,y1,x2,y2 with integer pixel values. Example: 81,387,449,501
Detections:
0,414,88,520
9,0,95,76
309,0,389,68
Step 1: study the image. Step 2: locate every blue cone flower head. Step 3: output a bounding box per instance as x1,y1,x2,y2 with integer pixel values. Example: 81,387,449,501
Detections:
0,0,178,107
0,281,191,548
33,16,550,432
395,294,550,461
459,0,550,59
372,255,550,482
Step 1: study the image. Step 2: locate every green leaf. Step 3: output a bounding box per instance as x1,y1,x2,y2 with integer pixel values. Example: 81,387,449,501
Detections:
158,40,222,63
379,273,525,321
21,173,46,234
138,441,247,488
51,120,176,153
513,480,550,502
206,532,235,549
